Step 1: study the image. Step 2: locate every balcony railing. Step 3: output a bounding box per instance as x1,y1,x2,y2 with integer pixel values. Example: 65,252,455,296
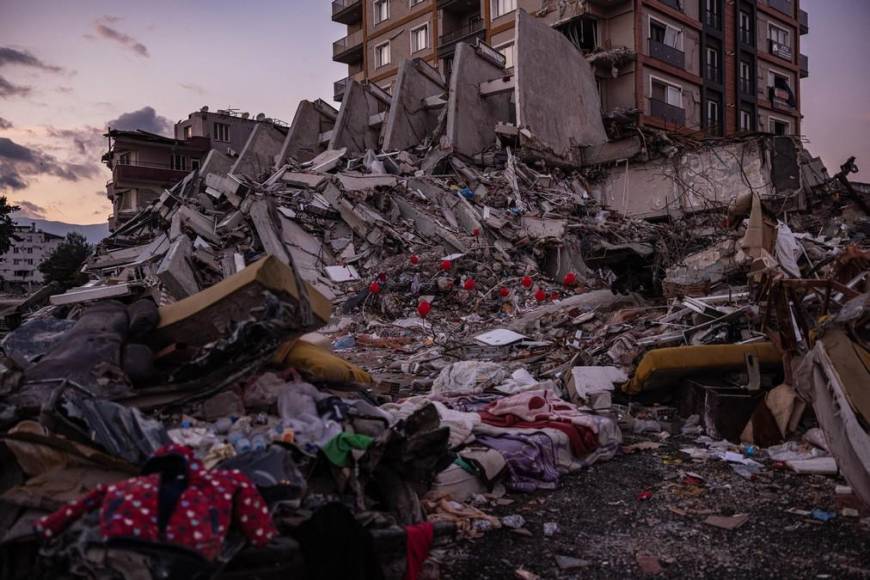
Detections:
112,164,189,186
739,28,754,46
768,39,793,61
767,0,792,17
334,77,350,102
739,78,755,96
703,10,721,30
437,0,480,12
649,98,686,126
333,29,364,63
438,20,485,56
649,38,685,69
799,53,808,79
799,9,809,34
768,86,794,110
331,0,362,24
705,65,721,84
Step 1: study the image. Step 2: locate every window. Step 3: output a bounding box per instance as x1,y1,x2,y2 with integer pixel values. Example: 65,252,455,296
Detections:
739,60,753,94
739,109,753,131
497,42,515,69
739,10,753,45
649,18,682,49
651,78,683,108
768,70,795,106
191,158,201,171
214,122,230,142
374,0,389,24
704,0,721,29
705,99,720,131
705,47,720,82
374,41,391,68
768,23,790,48
183,126,192,139
118,152,130,165
410,23,429,53
770,117,790,135
491,0,516,19
171,154,187,171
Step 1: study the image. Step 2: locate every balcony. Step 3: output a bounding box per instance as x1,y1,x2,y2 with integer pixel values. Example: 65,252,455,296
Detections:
649,98,686,126
767,0,793,18
649,38,685,69
739,78,755,97
799,9,808,34
334,77,350,102
437,0,479,12
438,20,485,58
333,29,364,64
659,0,682,11
768,39,793,61
112,163,189,186
739,27,754,47
800,53,808,78
705,65,721,85
768,86,794,111
331,0,362,24
703,10,722,30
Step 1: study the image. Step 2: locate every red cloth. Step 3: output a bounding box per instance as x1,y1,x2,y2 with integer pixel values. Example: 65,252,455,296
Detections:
34,444,276,561
478,411,598,457
404,521,434,580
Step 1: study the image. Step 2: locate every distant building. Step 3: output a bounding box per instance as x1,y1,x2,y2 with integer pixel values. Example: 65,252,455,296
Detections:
0,224,63,290
331,0,807,138
104,107,285,232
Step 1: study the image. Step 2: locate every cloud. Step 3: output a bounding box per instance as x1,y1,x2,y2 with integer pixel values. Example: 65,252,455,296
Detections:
0,117,11,130
179,82,206,95
107,106,171,135
0,136,100,190
56,86,73,94
0,47,63,73
91,17,149,57
45,126,104,157
0,75,31,98
13,200,47,219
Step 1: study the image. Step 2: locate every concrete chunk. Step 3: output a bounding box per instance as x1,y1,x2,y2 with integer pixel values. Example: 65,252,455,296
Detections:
329,81,385,156
383,58,447,152
276,99,338,166
230,122,287,180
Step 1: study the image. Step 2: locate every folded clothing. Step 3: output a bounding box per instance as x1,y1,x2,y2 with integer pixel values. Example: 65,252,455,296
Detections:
478,411,598,457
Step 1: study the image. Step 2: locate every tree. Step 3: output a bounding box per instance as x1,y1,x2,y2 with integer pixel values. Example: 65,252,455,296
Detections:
0,196,20,255
39,232,93,289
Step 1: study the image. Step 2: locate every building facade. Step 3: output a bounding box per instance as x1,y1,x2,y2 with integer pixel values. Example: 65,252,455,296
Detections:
0,224,63,289
104,108,283,232
331,0,806,138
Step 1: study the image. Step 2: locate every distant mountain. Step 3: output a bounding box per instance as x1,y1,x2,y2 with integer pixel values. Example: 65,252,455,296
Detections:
10,215,109,245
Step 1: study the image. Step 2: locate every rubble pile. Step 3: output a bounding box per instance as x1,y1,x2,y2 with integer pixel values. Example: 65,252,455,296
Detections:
1,11,869,579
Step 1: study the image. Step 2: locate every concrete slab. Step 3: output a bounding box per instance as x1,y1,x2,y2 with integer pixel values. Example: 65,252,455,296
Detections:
515,10,607,163
199,149,234,176
446,42,512,159
329,81,384,156
230,122,287,180
383,58,447,152
276,99,338,166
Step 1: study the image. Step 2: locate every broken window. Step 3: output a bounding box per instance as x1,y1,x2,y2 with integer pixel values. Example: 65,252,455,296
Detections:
191,158,201,171
558,16,597,52
651,78,682,108
171,154,187,171
705,47,720,82
739,10,753,45
491,0,516,19
497,42,514,69
768,70,795,106
650,18,682,50
375,41,391,68
214,122,230,142
374,0,389,24
410,23,429,53
770,117,790,135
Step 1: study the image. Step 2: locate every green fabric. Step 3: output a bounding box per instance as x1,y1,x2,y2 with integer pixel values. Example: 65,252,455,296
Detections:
453,456,477,475
322,433,374,467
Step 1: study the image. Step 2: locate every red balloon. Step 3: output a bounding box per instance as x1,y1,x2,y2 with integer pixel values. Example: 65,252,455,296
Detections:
534,289,547,302
441,260,452,271
498,287,510,298
417,300,431,318
369,281,381,294
463,278,476,291
472,228,481,237
521,276,533,288
410,255,420,265
550,291,560,301
563,272,577,286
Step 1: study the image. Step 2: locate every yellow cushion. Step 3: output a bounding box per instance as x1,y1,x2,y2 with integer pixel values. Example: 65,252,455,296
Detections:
273,339,373,385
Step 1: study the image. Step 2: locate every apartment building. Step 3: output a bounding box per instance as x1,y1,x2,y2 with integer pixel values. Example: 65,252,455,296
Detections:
0,224,63,289
331,0,807,138
104,108,283,232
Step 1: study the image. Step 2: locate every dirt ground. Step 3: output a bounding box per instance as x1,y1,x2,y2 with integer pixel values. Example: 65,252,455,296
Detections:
439,433,870,580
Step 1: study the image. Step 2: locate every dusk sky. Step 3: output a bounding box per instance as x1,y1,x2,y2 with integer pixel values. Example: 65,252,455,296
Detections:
0,0,867,225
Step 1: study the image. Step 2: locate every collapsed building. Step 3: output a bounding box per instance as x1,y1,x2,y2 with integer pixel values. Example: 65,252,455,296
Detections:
0,10,867,580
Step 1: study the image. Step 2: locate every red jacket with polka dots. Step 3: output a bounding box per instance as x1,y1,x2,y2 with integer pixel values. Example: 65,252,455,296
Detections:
34,444,276,560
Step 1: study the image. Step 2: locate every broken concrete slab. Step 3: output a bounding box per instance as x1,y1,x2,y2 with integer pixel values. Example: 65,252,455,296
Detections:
329,80,385,156
383,58,447,152
276,99,338,166
514,10,607,163
230,122,287,180
447,41,512,159
156,236,199,300
199,149,234,176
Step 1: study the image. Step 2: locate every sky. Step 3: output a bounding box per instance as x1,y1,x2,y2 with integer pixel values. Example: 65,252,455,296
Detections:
0,0,867,225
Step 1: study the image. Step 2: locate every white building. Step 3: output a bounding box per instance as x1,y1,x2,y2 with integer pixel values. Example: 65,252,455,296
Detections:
0,224,63,289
